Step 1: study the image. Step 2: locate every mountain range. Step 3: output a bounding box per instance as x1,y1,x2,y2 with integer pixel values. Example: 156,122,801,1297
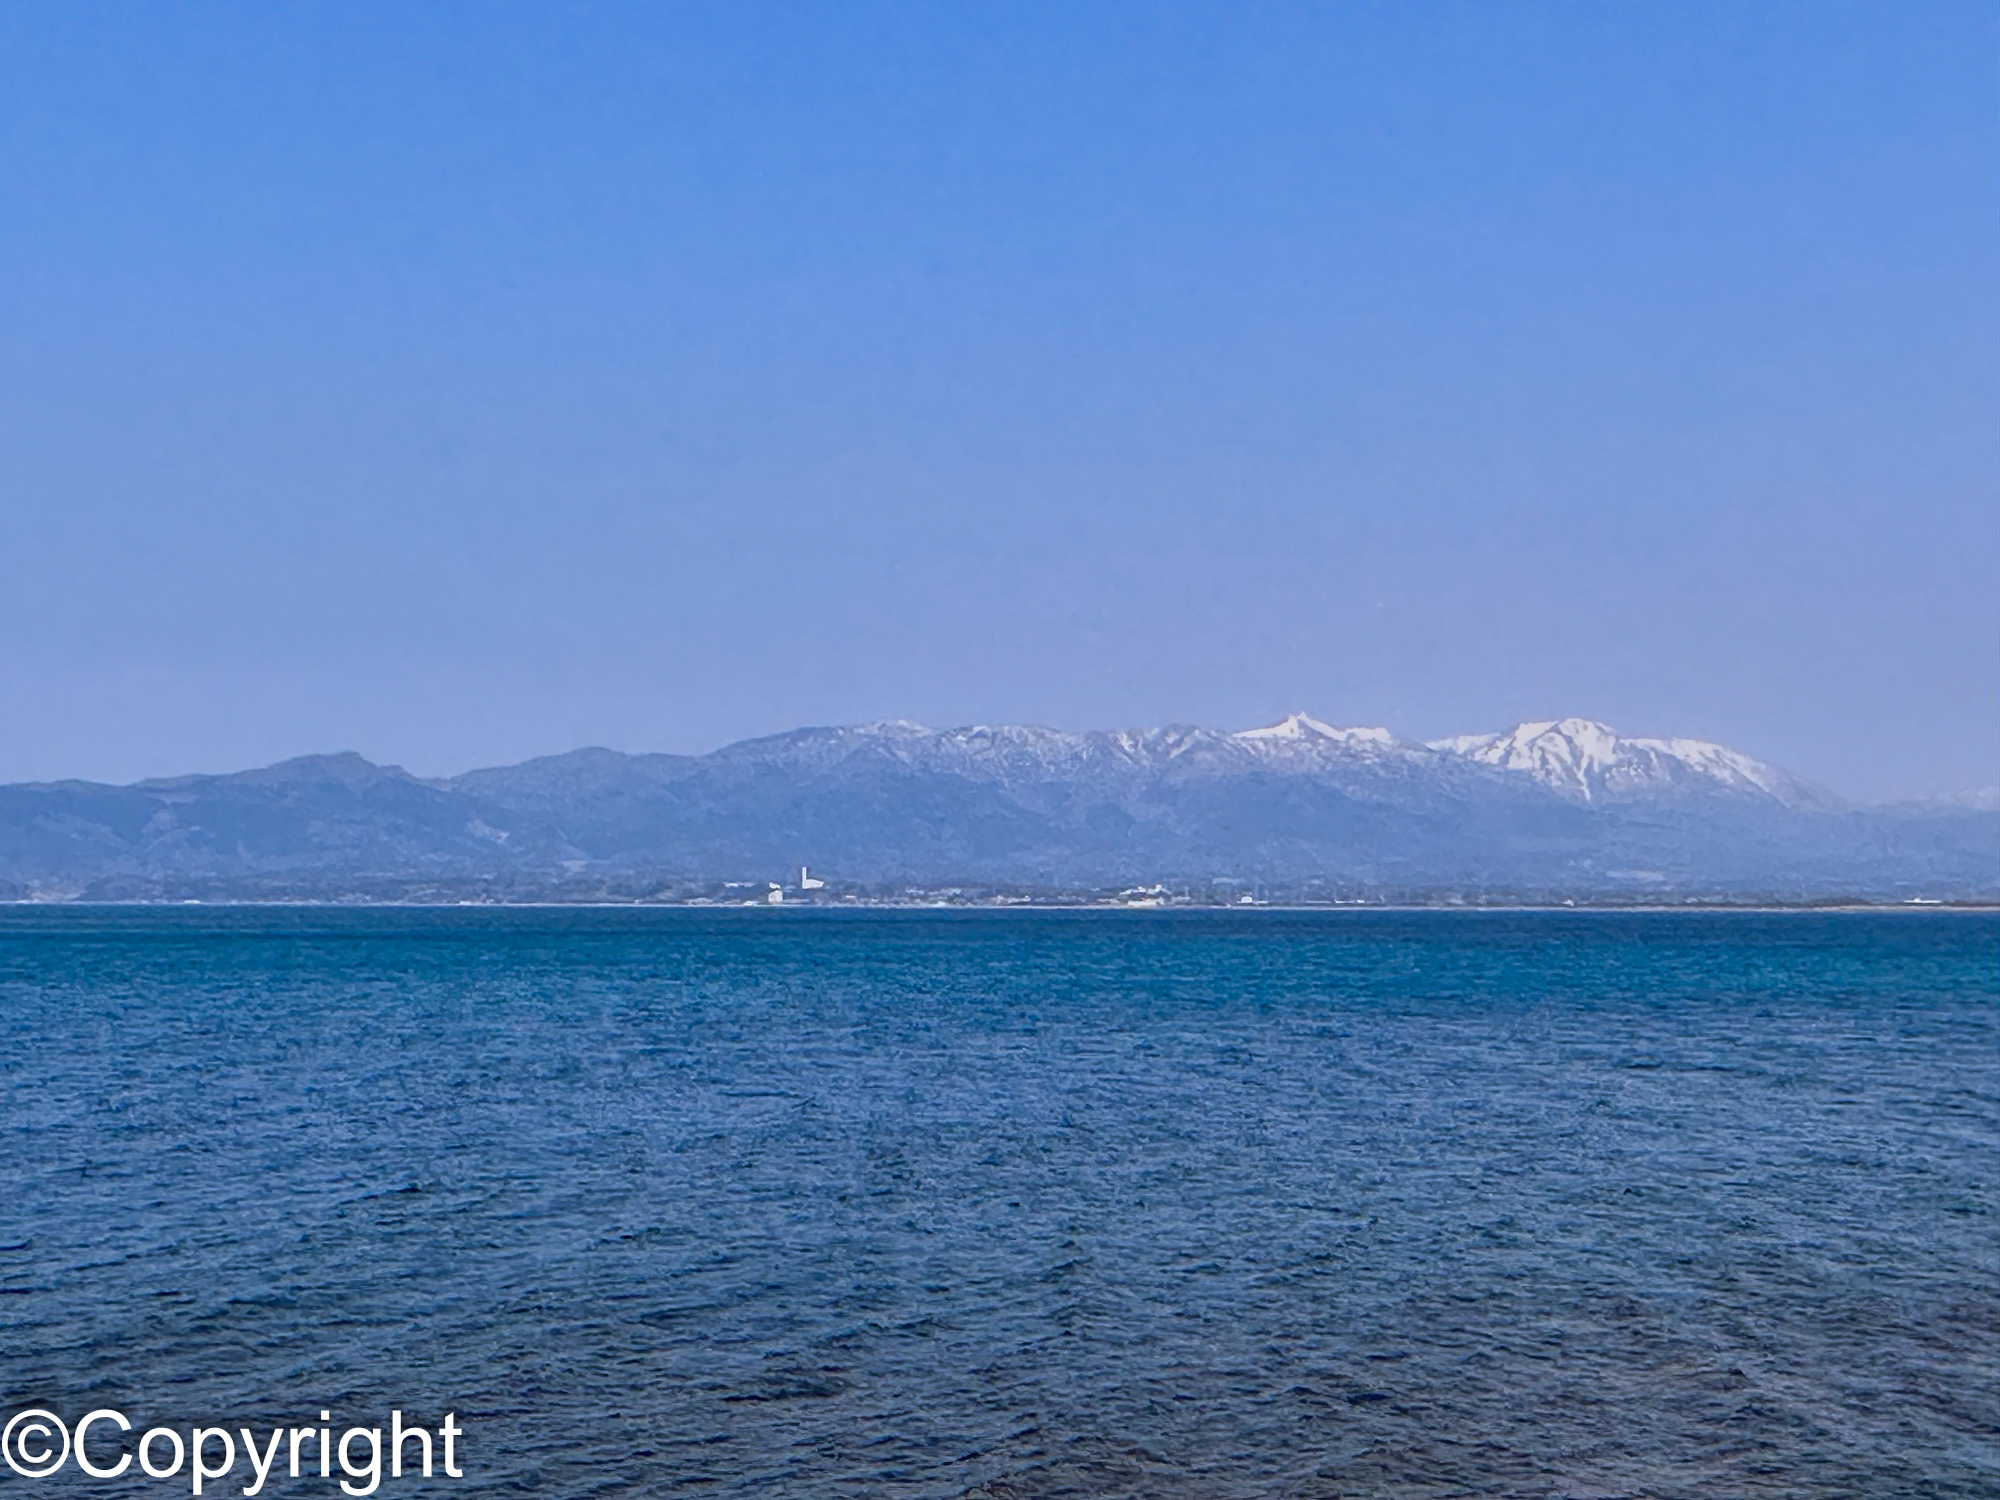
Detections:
2,716,1993,902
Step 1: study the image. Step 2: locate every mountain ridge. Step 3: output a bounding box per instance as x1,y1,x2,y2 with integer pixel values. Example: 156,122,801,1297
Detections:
0,716,1991,902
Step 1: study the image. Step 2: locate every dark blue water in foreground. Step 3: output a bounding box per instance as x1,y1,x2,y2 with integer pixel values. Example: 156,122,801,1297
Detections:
1,909,1994,1499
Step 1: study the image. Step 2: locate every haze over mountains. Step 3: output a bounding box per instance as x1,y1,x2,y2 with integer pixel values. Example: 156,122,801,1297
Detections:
2,716,1992,903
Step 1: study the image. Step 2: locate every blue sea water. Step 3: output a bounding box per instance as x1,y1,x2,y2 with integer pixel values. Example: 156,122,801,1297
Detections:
0,908,1994,1499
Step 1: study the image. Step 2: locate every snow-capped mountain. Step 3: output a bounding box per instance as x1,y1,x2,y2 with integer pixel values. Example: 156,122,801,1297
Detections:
690,713,1823,807
0,715,1990,900
1427,718,1835,808
688,715,1452,799
1234,713,1400,753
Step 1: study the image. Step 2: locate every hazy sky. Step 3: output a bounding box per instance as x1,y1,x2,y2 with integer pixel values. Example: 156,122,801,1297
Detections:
3,2,1994,800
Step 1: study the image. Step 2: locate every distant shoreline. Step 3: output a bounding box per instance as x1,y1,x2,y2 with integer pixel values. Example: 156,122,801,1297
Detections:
6,899,1995,914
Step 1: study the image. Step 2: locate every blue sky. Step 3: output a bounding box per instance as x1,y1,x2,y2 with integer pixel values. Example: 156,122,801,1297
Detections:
2,1,1994,799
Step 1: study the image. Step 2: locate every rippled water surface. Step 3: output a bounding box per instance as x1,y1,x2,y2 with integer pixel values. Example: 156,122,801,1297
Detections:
2,908,1995,1498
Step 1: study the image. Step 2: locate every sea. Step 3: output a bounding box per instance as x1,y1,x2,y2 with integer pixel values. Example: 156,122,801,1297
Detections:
1,907,1994,1499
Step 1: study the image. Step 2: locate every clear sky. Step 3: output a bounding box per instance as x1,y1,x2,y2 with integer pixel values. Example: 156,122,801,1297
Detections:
2,2,1994,801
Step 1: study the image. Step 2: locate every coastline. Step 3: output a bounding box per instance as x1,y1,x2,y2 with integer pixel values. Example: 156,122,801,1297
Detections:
5,897,1995,913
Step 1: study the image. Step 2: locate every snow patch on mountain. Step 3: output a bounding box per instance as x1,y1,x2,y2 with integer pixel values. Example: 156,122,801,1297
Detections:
1428,718,1829,807
1235,713,1396,749
543,713,1841,810
726,716,1434,785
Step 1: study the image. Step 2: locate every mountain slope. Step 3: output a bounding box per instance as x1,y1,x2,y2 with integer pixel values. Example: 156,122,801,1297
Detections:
0,718,1990,900
1428,719,1835,808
